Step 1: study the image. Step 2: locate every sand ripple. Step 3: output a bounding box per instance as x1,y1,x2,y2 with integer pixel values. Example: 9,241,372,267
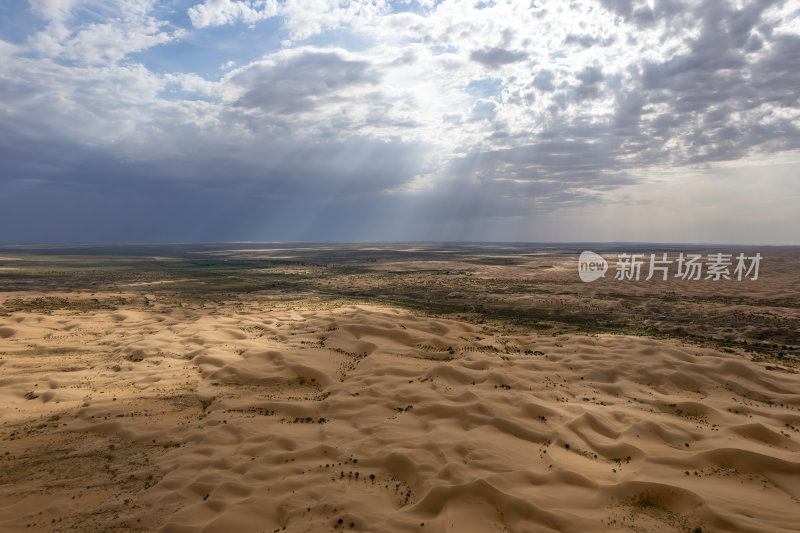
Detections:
1,305,800,532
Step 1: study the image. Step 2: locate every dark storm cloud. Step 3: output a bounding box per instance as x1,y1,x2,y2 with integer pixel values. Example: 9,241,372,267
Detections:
434,130,638,222
0,131,428,243
450,141,633,186
387,137,637,232
469,47,527,68
232,51,379,114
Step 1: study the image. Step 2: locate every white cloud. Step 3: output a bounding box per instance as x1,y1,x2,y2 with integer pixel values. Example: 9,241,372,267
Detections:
27,0,87,22
187,0,278,28
26,0,184,65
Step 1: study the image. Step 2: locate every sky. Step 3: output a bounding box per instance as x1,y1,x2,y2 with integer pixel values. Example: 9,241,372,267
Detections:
0,0,798,244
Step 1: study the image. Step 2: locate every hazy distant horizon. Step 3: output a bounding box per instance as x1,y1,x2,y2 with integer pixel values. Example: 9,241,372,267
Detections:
2,240,797,249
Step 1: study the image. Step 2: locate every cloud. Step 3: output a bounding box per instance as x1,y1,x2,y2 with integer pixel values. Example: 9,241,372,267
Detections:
187,0,278,29
230,49,379,114
563,33,616,48
27,0,86,22
185,0,390,41
532,70,555,92
469,47,527,68
0,129,428,242
26,0,184,64
0,0,798,243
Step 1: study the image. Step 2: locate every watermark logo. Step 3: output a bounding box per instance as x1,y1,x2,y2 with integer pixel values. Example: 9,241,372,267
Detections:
578,250,608,282
578,251,763,282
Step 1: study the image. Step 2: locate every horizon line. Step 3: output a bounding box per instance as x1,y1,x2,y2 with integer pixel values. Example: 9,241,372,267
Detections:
1,240,798,248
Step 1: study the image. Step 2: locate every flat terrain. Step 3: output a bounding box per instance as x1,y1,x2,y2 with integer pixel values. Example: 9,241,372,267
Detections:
1,243,799,532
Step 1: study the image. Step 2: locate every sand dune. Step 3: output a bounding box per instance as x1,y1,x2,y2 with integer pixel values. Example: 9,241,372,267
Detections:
2,304,800,532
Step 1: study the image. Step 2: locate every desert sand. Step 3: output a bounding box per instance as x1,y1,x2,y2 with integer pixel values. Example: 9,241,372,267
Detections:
2,299,800,532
